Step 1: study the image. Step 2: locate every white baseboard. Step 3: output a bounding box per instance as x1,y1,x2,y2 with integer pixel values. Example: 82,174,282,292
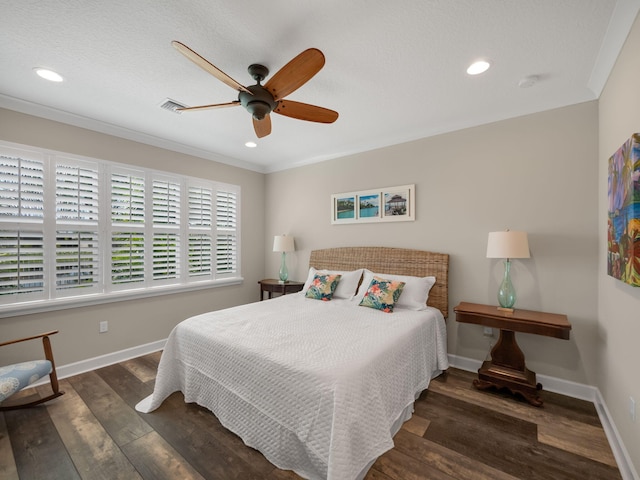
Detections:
32,338,167,386
448,354,638,480
594,389,640,480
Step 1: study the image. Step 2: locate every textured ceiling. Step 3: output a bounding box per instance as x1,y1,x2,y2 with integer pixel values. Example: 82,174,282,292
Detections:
1,1,639,173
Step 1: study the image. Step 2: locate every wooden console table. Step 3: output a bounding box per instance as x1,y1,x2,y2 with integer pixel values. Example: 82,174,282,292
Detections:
454,302,571,406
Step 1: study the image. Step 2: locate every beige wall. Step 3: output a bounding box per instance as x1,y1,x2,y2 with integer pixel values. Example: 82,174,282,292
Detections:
0,108,265,365
266,100,599,386
598,11,640,471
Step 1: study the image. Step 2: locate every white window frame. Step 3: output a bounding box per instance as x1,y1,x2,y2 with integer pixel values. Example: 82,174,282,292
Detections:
54,156,101,298
0,141,242,318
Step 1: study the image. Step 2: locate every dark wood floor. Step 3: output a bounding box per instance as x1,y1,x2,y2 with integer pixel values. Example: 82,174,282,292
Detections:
1,352,621,480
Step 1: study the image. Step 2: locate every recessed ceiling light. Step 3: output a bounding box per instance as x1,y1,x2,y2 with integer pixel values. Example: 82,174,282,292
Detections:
466,60,491,76
34,68,64,82
245,141,257,148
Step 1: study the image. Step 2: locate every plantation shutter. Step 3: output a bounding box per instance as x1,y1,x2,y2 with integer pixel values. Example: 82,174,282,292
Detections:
216,190,237,230
111,170,145,285
0,155,44,219
54,161,100,293
188,186,212,227
153,179,180,225
55,231,99,290
111,232,145,284
56,164,99,221
216,233,237,274
151,178,180,282
111,172,145,223
0,231,45,296
0,155,45,298
188,234,212,276
216,190,237,275
153,233,179,280
187,186,213,279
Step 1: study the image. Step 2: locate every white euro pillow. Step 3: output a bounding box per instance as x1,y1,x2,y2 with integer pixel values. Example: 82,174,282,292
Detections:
302,267,364,299
353,269,435,311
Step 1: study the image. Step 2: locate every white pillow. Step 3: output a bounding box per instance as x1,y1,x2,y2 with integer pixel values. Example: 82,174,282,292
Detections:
353,269,375,302
353,269,435,311
302,267,364,299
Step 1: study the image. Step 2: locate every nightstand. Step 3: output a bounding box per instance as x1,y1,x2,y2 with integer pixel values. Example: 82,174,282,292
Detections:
259,279,304,301
454,301,571,406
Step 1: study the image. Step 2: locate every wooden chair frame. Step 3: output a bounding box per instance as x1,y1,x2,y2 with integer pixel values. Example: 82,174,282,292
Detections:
0,330,64,411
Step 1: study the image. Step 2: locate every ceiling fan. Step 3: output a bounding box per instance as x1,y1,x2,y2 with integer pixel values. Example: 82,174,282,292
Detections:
171,41,339,138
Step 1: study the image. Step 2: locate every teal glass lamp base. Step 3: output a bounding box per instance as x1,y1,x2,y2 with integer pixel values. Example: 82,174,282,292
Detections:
278,252,289,283
497,259,516,309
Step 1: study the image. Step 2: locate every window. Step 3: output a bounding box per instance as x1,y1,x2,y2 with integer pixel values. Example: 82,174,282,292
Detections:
55,159,100,296
0,142,241,315
0,152,45,300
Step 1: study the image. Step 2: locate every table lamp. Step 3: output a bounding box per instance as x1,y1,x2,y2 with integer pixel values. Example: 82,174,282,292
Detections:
273,235,295,283
486,230,530,311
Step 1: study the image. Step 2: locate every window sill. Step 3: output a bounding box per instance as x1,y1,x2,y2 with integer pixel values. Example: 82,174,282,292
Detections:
0,277,244,319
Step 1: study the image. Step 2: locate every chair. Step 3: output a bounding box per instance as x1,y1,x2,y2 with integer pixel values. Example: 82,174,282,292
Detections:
0,330,64,411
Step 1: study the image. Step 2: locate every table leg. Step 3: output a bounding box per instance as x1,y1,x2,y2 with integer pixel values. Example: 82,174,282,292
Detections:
491,330,525,370
473,328,543,406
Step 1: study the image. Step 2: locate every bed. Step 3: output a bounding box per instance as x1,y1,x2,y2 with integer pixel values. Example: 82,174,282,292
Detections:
136,246,449,479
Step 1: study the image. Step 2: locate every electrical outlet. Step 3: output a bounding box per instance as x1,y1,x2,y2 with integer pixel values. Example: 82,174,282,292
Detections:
483,327,493,337
99,320,108,333
631,396,636,422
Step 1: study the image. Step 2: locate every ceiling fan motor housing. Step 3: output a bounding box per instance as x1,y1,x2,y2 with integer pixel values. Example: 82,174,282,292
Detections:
239,66,278,120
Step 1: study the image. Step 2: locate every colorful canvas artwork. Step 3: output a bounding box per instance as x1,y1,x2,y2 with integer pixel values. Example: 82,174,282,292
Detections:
607,133,640,287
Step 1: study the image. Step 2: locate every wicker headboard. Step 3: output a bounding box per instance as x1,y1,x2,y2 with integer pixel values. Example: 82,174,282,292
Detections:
309,247,449,318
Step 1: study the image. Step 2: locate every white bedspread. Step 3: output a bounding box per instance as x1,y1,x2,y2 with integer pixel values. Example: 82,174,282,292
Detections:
136,293,448,480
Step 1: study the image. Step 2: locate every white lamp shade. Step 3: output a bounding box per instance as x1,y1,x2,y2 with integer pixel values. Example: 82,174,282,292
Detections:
273,235,295,253
486,231,530,259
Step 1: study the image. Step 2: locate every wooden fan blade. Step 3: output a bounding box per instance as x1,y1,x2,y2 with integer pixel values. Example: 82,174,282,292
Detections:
273,100,338,123
172,41,251,94
253,115,272,138
264,48,325,101
177,101,241,112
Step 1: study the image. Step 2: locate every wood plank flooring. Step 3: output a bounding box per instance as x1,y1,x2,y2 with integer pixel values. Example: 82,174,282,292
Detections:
0,352,622,480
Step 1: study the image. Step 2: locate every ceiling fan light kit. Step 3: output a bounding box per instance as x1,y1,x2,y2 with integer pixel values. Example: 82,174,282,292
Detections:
171,41,338,138
238,66,278,121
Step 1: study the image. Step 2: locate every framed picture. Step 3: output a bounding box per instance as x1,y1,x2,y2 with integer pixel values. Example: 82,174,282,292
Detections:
382,186,414,220
331,184,415,224
332,195,355,222
607,133,639,287
358,193,380,219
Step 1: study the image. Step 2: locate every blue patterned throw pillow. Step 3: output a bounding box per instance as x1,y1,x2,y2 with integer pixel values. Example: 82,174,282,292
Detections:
304,273,342,301
359,276,405,313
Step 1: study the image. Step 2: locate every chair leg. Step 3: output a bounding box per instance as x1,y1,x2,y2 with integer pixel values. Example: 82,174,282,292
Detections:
43,335,60,395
